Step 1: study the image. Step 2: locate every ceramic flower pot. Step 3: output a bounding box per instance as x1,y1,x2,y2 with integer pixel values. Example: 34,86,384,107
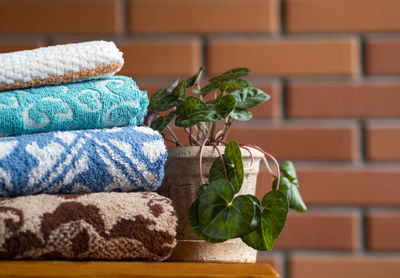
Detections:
158,146,264,263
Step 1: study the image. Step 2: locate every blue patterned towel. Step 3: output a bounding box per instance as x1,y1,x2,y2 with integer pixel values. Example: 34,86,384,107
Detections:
0,126,167,197
0,76,148,136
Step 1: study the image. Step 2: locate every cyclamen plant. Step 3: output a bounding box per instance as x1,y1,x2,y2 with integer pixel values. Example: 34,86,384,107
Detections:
145,67,307,251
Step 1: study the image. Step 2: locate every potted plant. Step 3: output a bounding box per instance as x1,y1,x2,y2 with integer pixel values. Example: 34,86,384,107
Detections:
145,67,307,263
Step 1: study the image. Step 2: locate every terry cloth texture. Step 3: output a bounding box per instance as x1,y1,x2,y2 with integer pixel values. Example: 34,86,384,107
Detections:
0,76,148,136
0,41,124,91
0,126,167,197
0,192,177,261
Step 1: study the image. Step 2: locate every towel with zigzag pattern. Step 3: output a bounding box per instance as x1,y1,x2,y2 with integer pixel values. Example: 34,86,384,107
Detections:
0,126,167,197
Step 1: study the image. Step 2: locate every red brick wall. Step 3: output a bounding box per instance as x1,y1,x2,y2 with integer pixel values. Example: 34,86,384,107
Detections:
2,1,400,277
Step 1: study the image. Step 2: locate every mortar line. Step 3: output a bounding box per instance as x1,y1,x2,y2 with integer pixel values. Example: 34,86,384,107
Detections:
354,119,367,165
277,0,285,36
358,207,369,254
282,250,289,278
122,0,130,37
280,78,289,120
358,34,367,78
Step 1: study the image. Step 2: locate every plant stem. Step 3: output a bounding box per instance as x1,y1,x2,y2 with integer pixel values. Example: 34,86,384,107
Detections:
198,138,209,185
189,126,193,146
221,116,235,142
185,127,201,146
197,122,208,143
211,122,217,142
166,125,183,147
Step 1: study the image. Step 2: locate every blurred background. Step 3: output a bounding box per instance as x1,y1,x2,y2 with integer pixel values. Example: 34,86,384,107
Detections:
1,0,400,277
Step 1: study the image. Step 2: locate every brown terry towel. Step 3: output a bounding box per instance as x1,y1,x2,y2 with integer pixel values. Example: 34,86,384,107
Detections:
0,192,177,261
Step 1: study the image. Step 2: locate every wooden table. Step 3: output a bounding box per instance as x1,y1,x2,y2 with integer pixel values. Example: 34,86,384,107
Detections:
0,261,279,278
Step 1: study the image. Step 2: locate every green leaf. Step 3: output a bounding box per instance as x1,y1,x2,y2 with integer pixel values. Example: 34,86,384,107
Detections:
216,94,236,118
154,95,184,111
277,177,307,212
188,199,226,243
196,183,208,197
148,85,169,110
280,161,298,186
198,180,257,239
210,67,251,83
208,141,244,193
241,195,262,236
150,110,177,132
229,87,270,110
192,82,220,96
224,140,244,192
186,67,204,87
207,94,236,122
150,117,164,131
175,96,209,127
219,78,251,92
230,109,252,121
208,157,226,183
172,80,187,102
241,190,289,251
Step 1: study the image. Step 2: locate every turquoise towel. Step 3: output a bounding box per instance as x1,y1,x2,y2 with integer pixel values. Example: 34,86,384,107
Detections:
0,76,148,136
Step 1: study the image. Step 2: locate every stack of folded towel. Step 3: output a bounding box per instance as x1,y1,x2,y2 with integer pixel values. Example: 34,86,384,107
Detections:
0,41,177,261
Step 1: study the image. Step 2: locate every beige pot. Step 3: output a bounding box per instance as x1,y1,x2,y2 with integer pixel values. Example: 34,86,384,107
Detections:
158,146,264,263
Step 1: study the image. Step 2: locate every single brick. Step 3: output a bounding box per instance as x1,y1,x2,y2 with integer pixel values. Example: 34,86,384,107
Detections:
367,211,400,251
269,167,400,206
227,122,358,160
366,38,400,74
366,122,400,161
0,1,123,35
274,211,360,250
207,38,358,76
291,255,400,278
288,82,400,118
0,40,45,53
286,0,400,33
117,39,201,76
129,0,278,34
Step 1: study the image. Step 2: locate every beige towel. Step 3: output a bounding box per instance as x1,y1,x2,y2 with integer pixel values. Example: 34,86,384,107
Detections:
0,192,177,261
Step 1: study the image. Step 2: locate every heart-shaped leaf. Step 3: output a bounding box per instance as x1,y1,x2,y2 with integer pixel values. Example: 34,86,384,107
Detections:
230,109,252,121
175,96,209,127
219,78,251,92
276,177,307,212
188,199,226,243
150,109,177,132
198,179,258,239
148,85,169,110
207,94,236,122
223,140,244,191
186,67,204,88
241,190,289,250
230,87,270,110
172,80,187,102
192,82,220,96
154,95,184,111
210,67,251,83
241,195,262,236
280,161,298,186
208,140,243,193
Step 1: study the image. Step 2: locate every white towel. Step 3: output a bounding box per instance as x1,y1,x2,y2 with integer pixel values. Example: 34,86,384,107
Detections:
0,40,124,91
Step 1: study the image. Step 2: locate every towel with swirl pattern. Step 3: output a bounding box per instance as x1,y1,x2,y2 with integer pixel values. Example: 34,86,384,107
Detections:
0,76,148,136
0,192,177,260
0,126,167,197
